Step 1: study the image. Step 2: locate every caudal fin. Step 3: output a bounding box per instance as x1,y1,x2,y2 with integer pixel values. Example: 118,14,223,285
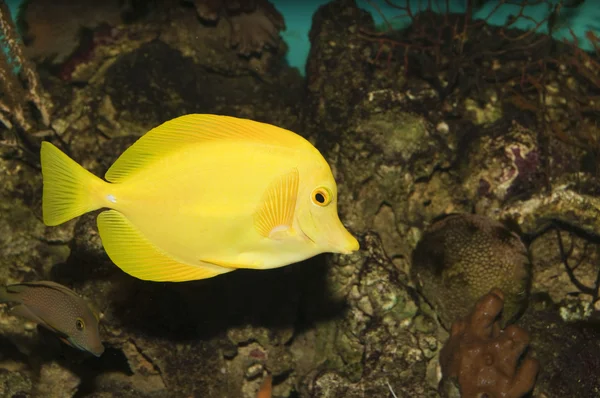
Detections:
41,142,107,226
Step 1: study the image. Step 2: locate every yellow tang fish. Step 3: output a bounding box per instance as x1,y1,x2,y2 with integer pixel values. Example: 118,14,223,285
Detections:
41,114,359,282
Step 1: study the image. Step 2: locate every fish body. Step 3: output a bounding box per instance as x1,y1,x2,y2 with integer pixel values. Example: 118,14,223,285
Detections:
41,114,359,282
0,281,104,356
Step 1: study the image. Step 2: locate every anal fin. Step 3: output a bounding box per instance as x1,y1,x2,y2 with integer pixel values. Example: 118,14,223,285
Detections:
97,210,231,282
202,258,263,270
11,304,49,328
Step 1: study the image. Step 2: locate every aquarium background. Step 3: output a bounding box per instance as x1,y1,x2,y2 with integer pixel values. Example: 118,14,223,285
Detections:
0,0,599,397
5,0,600,74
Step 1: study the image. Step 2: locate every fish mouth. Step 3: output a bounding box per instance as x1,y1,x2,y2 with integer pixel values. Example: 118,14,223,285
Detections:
91,344,105,357
299,226,316,244
326,216,360,254
296,215,316,245
69,338,105,357
298,216,359,254
329,231,359,254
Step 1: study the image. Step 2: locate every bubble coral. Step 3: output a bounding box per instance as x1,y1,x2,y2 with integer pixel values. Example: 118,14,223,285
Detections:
411,213,531,329
438,289,539,398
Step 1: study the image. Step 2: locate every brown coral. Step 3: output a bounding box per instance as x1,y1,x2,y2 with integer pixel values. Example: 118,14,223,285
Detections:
18,0,124,63
189,0,285,55
439,289,539,398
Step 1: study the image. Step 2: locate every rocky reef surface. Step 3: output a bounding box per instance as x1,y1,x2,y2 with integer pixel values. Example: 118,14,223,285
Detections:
0,0,599,397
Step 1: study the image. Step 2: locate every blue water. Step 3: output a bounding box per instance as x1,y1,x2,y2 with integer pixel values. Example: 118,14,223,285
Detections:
4,0,599,75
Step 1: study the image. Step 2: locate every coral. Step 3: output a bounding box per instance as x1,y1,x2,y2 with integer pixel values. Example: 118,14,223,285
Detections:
498,179,600,317
0,0,50,134
56,24,119,82
18,0,287,82
229,7,282,56
256,373,272,398
411,213,532,330
17,0,124,63
359,0,599,192
18,0,155,84
439,289,539,398
460,121,544,211
187,0,285,56
529,227,600,307
190,0,222,21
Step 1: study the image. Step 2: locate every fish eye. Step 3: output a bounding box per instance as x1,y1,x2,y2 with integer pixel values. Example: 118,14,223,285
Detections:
75,318,85,331
311,187,332,207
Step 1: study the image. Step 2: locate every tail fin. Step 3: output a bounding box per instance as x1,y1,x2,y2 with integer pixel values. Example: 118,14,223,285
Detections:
41,142,107,226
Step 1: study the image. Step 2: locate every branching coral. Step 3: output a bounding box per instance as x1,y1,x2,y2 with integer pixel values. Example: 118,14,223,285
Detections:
499,185,600,305
0,0,50,136
187,0,285,56
438,288,539,398
357,0,599,184
358,0,592,97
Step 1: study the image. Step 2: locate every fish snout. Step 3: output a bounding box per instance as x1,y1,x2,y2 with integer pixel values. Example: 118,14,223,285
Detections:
330,225,360,254
66,335,105,357
91,342,105,357
299,208,360,254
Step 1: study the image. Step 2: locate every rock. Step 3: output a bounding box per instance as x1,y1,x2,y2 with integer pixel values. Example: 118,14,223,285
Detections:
529,228,599,306
460,121,543,212
300,232,438,397
500,186,600,238
519,300,600,397
0,156,70,282
0,368,31,398
33,361,80,398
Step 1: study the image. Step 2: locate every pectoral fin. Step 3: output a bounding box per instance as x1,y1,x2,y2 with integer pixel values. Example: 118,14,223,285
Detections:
11,304,48,327
254,169,299,240
97,210,233,282
268,225,296,240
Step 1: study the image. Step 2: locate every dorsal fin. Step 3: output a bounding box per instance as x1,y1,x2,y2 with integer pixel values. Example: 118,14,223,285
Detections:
17,281,76,295
105,114,309,183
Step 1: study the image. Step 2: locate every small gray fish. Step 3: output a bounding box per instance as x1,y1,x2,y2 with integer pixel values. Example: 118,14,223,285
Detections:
0,281,104,356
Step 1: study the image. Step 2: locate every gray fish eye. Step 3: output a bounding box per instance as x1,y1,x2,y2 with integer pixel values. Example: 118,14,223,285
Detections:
75,318,85,331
